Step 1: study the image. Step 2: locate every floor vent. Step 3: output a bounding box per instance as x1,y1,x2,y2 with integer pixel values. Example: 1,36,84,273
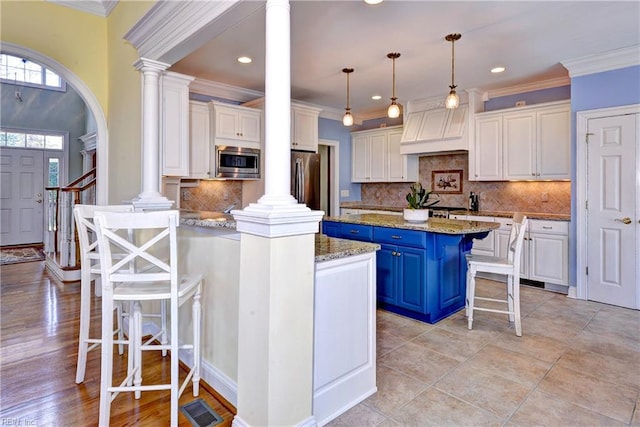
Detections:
180,399,224,427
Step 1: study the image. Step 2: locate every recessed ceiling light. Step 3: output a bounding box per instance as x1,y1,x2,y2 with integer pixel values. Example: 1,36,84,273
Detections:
237,56,252,64
364,0,383,4
371,95,382,100
491,66,505,73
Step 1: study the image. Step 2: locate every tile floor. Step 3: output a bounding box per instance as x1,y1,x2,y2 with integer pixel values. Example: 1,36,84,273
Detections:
327,279,640,426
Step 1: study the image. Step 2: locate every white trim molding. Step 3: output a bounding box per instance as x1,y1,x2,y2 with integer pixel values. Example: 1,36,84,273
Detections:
47,0,118,17
124,1,263,65
189,78,263,104
562,45,640,78
486,76,570,99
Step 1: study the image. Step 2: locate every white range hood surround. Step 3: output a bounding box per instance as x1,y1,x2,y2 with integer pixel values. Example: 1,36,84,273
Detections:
400,90,484,156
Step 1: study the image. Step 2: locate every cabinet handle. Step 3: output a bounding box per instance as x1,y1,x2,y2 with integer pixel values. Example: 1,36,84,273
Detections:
542,226,553,229
391,235,403,239
396,252,402,257
506,223,512,226
349,230,360,234
391,251,397,256
531,173,536,176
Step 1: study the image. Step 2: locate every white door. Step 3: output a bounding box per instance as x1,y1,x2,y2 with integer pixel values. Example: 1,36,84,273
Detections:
0,148,45,246
586,113,638,309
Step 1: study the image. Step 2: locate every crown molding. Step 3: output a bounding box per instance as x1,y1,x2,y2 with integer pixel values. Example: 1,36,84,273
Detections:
48,0,118,17
188,78,263,103
124,1,262,65
561,45,640,78
485,76,570,99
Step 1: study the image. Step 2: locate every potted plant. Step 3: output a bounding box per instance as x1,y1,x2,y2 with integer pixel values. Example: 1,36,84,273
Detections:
404,182,439,222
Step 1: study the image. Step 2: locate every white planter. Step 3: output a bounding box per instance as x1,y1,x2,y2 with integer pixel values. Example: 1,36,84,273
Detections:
403,208,429,223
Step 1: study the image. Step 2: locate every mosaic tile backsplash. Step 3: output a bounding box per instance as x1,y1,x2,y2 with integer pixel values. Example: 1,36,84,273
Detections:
180,153,570,215
361,153,571,214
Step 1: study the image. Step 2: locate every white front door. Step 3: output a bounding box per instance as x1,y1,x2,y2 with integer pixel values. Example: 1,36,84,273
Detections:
586,113,638,309
0,148,45,246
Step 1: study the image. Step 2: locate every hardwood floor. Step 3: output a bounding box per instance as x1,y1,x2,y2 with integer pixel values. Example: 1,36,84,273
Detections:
0,261,235,426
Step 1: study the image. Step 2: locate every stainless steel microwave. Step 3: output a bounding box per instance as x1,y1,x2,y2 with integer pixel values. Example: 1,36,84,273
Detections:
215,145,261,179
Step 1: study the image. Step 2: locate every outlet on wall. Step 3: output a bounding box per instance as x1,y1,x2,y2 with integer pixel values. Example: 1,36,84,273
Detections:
541,192,549,202
340,189,350,197
182,189,191,201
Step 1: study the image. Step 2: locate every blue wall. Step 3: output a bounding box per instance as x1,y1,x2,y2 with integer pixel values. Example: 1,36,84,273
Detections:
318,117,359,201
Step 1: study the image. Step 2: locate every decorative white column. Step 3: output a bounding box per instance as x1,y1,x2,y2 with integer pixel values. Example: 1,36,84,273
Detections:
232,1,322,426
131,58,173,211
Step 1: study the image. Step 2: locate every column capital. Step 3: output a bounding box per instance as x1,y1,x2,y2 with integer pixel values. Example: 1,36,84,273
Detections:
232,203,324,238
134,57,170,73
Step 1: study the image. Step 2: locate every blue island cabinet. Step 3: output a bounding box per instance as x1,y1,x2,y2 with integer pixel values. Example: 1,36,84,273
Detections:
323,220,481,323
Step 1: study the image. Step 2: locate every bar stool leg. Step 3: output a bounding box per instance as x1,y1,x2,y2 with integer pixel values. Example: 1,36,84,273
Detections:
75,268,92,384
467,267,476,330
193,289,201,396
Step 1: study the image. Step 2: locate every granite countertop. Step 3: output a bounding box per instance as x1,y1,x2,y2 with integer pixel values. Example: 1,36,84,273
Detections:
324,214,500,234
314,234,380,262
451,210,570,221
180,210,237,229
339,203,570,221
179,210,379,262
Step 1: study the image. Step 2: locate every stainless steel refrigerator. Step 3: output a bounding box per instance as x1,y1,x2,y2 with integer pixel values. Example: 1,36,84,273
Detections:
291,151,321,210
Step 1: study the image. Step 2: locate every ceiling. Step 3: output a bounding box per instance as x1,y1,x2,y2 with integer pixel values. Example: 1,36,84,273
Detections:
168,1,639,119
55,1,639,120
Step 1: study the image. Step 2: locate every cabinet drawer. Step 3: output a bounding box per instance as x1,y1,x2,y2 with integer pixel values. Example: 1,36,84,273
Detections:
340,223,373,242
495,217,516,230
373,227,427,248
529,220,568,235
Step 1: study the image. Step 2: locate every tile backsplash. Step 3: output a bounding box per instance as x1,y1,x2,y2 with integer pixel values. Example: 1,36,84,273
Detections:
361,153,571,214
180,180,242,212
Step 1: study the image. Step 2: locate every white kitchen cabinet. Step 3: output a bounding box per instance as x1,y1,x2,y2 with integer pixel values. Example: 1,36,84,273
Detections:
472,101,570,181
528,220,569,285
494,217,568,287
351,126,418,183
161,72,194,176
291,104,322,152
473,116,503,180
188,101,211,179
210,101,261,145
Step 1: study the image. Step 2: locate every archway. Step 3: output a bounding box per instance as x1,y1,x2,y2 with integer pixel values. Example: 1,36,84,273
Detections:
2,42,108,204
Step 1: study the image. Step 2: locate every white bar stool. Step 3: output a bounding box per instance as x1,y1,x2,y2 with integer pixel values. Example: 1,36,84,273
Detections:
466,213,529,336
73,204,134,384
94,210,202,426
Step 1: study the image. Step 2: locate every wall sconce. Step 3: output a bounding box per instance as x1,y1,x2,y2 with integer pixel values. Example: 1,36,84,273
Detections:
387,52,401,118
445,33,461,109
342,68,354,126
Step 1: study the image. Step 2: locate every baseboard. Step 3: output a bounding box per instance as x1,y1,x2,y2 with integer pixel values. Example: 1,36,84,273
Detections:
232,415,317,427
45,256,81,282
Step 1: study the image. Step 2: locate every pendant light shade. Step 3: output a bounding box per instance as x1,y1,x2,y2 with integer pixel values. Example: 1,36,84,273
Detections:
342,68,354,127
387,52,401,118
444,33,461,109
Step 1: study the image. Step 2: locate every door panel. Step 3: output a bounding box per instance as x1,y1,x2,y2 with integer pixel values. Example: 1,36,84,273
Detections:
0,148,44,245
586,114,637,308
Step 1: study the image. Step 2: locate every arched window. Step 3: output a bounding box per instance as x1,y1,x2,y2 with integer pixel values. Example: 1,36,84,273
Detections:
0,53,64,90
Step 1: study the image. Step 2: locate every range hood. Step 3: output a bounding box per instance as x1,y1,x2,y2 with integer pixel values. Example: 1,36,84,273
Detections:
399,90,481,155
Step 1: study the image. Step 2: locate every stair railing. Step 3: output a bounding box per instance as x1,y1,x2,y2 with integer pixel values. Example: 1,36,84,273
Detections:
45,168,96,268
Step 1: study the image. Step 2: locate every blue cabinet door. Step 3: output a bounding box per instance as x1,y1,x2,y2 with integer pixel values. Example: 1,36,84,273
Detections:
376,244,397,305
397,246,427,313
322,221,340,238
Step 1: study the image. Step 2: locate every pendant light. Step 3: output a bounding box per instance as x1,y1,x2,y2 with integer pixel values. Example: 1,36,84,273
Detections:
444,33,461,109
342,68,354,127
387,52,401,118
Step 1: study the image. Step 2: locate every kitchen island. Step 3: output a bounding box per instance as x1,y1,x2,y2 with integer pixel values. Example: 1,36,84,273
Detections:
322,213,499,324
176,210,380,426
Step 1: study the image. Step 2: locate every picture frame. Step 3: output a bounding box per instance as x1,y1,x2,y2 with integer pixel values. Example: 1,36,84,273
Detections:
432,169,463,194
